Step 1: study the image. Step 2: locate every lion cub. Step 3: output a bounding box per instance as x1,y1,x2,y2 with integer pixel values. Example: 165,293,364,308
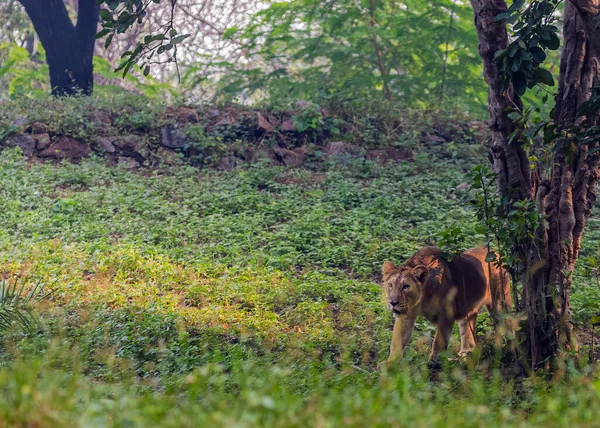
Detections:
382,246,511,362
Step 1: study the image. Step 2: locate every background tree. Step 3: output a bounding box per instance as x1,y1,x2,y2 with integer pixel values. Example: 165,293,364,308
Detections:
18,0,99,96
471,0,600,369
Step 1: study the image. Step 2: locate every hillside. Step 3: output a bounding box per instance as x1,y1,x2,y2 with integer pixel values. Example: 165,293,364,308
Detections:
0,95,600,425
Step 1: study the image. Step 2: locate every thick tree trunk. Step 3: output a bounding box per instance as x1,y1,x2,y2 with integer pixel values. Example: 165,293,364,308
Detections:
19,0,99,96
471,0,600,369
545,0,600,358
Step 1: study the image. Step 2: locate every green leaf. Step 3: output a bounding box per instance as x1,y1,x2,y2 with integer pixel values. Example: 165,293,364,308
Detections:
104,33,114,49
530,46,546,64
591,315,600,326
485,251,497,263
543,32,560,50
534,68,554,86
170,35,189,45
95,28,111,39
99,8,112,21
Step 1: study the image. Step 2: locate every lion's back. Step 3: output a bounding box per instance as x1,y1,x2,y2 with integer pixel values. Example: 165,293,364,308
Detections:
461,247,512,311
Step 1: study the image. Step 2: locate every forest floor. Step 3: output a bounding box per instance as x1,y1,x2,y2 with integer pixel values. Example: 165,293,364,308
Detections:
1,97,600,425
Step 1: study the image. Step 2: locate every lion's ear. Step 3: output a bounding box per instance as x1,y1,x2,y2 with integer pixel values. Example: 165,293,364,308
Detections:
412,265,428,284
382,261,395,281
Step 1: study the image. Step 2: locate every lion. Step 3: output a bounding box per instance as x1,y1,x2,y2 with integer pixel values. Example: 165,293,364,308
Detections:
382,246,511,362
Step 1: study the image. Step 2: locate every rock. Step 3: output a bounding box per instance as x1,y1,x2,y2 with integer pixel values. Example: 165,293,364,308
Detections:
366,148,412,163
5,134,36,156
179,107,199,123
114,135,142,152
219,156,243,171
324,141,364,159
248,148,277,165
38,136,90,160
92,136,117,153
27,122,50,134
273,146,308,167
117,156,140,169
160,124,187,149
456,183,470,192
153,147,181,165
214,115,235,127
295,100,310,111
281,119,296,132
34,133,51,150
425,133,447,144
257,112,274,132
90,110,113,127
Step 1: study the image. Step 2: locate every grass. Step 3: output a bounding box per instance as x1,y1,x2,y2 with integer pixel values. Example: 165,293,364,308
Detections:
0,120,600,425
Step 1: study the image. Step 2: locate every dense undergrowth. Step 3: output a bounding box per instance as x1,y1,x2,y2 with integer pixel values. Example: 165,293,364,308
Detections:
0,95,600,425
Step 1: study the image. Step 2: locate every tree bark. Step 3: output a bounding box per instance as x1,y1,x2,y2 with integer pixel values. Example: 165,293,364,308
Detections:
19,0,99,96
472,0,600,369
545,0,600,358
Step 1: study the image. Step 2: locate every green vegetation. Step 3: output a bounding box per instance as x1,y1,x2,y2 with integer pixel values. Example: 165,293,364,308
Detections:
1,0,599,424
0,97,599,423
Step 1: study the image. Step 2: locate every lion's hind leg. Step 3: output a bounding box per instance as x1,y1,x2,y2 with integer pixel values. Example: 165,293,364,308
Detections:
458,312,478,356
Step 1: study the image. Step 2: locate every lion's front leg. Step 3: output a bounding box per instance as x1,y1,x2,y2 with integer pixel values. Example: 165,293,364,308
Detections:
388,312,417,362
430,317,454,361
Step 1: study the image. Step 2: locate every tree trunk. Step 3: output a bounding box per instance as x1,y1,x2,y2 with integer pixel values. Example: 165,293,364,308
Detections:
19,0,99,96
471,0,600,370
545,0,600,360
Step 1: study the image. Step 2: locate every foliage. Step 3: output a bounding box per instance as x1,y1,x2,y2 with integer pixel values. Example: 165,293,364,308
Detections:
0,275,47,333
96,0,189,78
214,0,488,114
0,137,599,423
0,91,599,420
0,42,49,97
494,0,562,96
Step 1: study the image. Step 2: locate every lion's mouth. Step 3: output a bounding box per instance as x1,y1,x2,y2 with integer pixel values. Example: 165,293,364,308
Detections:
391,306,407,315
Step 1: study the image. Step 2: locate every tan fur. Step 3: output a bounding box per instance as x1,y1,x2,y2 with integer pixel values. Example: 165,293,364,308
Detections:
382,246,511,362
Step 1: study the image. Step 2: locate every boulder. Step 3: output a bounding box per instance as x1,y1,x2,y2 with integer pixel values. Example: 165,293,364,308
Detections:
153,147,181,165
219,156,243,171
38,136,90,160
91,136,117,153
5,134,36,156
281,119,296,132
178,107,199,123
257,112,274,132
214,115,236,127
34,133,52,150
27,122,50,134
117,156,140,169
113,135,145,159
366,148,412,163
160,124,187,149
273,147,308,167
324,141,364,159
295,100,310,111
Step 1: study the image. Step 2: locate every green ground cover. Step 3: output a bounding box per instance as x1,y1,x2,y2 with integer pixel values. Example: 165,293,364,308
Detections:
0,112,600,425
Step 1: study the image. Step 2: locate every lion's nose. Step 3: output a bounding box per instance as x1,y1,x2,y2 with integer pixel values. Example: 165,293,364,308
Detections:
390,300,399,307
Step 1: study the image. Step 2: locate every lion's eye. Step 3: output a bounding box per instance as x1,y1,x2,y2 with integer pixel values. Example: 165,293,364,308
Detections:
402,284,410,291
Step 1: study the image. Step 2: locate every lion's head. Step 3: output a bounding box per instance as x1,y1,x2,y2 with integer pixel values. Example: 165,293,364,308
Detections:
382,261,429,315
